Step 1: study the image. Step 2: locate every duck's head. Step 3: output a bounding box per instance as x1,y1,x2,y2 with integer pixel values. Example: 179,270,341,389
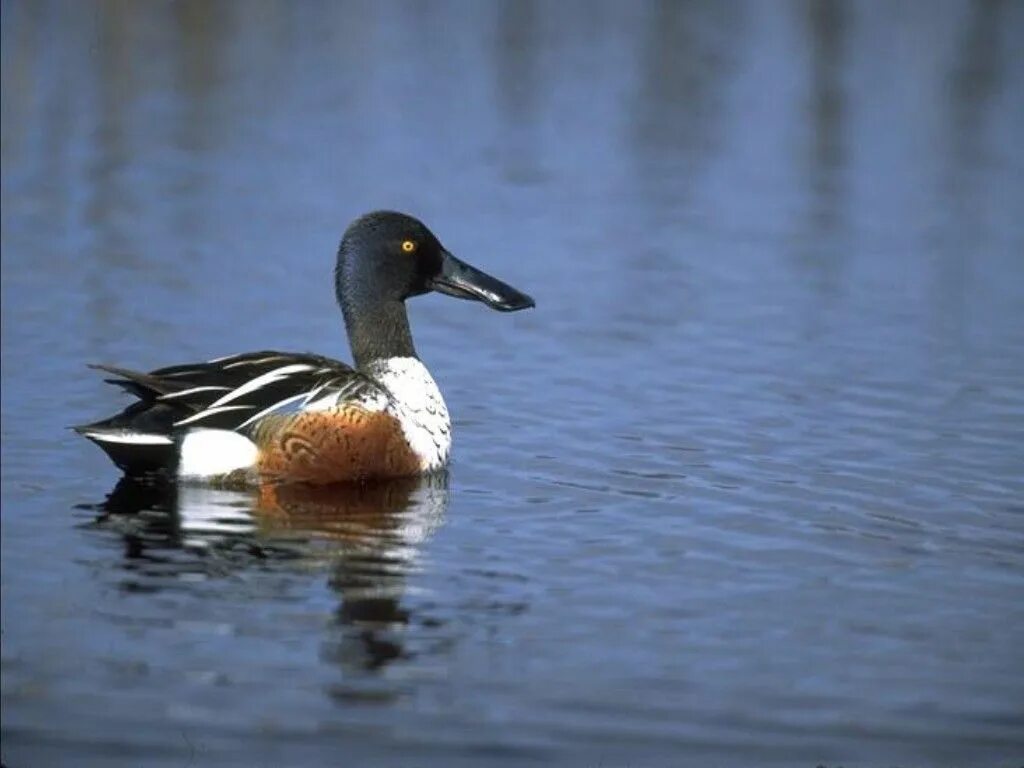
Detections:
336,210,535,314
336,211,534,365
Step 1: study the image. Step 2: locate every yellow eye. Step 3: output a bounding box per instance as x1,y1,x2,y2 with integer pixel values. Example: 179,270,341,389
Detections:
401,240,417,253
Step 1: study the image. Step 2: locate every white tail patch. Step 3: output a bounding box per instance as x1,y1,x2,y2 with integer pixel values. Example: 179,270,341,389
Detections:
177,429,258,480
81,430,173,445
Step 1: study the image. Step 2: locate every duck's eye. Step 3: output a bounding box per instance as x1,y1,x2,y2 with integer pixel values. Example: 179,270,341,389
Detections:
401,240,417,253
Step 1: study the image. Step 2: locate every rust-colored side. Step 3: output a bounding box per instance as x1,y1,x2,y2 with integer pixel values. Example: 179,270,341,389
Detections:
254,405,422,484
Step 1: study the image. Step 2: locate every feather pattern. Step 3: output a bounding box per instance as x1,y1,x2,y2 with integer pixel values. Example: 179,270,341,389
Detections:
75,210,534,481
75,350,388,474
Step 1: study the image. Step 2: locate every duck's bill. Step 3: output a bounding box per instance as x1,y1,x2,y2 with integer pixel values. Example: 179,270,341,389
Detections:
430,251,535,312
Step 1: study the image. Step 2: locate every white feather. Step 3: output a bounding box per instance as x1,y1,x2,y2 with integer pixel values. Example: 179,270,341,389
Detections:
177,429,258,480
207,363,314,408
205,352,246,363
81,430,173,445
235,392,309,429
174,404,253,427
365,357,451,471
222,354,290,370
158,385,231,401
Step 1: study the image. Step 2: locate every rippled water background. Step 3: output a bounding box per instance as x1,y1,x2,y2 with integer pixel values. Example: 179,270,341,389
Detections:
3,2,1024,766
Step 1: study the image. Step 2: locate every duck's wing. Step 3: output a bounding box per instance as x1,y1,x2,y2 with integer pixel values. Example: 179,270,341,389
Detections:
76,350,385,474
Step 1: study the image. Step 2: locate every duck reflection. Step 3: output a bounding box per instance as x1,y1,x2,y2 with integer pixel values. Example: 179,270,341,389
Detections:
263,478,449,672
89,474,449,671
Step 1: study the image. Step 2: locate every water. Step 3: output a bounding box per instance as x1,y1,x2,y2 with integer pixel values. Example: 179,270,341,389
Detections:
3,2,1023,766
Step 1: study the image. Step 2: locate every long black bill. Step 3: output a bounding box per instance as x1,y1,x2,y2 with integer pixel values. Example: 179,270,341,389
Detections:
430,251,535,312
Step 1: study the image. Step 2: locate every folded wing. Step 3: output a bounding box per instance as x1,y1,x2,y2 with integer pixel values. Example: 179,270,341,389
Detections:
75,350,383,475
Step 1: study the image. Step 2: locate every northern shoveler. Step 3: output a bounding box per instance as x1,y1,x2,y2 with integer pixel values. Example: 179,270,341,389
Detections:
75,211,535,484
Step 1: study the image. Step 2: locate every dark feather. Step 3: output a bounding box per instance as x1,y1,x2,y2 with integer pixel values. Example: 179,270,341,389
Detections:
89,363,184,397
77,351,383,475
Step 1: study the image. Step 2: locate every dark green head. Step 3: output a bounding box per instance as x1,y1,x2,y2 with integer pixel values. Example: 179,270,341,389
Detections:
335,211,534,364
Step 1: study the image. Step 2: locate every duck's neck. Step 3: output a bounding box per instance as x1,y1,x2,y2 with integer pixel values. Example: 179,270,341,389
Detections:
343,298,417,369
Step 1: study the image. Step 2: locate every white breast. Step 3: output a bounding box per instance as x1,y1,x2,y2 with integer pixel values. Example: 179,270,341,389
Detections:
366,356,452,472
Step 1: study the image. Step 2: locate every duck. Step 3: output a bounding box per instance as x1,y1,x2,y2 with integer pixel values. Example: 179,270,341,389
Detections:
75,211,535,485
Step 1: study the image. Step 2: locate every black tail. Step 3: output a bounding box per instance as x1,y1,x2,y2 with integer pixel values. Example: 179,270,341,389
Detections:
74,423,177,476
74,364,189,475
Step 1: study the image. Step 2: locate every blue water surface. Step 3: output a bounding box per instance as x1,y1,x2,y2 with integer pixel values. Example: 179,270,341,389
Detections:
2,2,1023,767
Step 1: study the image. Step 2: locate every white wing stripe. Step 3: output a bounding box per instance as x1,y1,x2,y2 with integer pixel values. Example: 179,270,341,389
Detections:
302,379,335,404
82,430,173,445
205,351,250,363
207,364,314,408
222,355,291,370
159,385,232,401
174,404,254,427
236,392,310,430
